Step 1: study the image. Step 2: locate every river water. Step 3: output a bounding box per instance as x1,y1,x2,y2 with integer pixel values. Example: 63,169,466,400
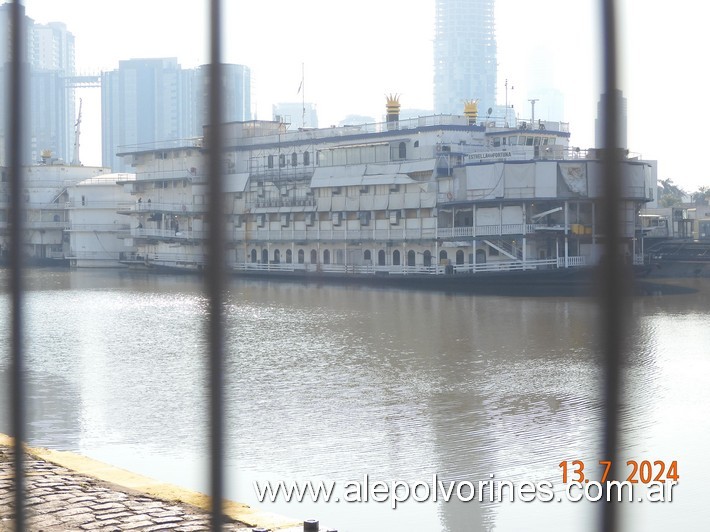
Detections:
1,269,709,531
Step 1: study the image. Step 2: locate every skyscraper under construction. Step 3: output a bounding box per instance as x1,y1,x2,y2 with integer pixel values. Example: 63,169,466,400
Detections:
434,0,497,117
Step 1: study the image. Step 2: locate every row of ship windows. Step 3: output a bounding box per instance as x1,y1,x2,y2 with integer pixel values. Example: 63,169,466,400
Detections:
249,248,489,266
491,136,557,148
267,151,311,168
264,143,409,169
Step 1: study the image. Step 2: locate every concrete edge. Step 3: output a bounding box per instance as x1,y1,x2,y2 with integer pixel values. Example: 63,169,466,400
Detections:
0,433,302,531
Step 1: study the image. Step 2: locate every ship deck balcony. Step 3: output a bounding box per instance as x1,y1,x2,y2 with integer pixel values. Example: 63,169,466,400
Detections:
435,223,597,239
128,228,209,241
235,227,438,242
117,201,207,215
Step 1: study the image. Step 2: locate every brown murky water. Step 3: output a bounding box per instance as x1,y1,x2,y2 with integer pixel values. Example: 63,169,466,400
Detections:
1,269,708,531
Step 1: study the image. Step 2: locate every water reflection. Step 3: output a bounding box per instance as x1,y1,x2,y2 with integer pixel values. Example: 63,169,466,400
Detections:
0,269,708,531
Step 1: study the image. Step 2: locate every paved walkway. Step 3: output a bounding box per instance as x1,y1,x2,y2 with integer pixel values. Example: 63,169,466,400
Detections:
0,443,304,532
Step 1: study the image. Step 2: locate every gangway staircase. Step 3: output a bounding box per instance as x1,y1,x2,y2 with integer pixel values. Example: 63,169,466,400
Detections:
483,239,523,261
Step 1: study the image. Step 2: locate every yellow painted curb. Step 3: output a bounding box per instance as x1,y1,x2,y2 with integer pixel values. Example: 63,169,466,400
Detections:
0,433,301,531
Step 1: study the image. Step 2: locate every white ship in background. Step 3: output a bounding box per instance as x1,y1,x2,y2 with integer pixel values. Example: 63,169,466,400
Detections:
113,96,656,287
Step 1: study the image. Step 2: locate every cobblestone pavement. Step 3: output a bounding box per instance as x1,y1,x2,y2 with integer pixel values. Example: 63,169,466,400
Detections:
0,446,250,531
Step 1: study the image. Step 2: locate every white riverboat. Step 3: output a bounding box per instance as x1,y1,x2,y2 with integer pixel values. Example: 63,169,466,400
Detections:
114,97,656,289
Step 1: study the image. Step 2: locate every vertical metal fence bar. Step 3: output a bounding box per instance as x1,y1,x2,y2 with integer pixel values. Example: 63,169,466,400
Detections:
8,0,26,530
599,0,625,531
206,0,225,530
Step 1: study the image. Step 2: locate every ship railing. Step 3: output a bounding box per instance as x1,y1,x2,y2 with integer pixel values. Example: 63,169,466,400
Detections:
234,227,439,242
437,224,542,239
117,201,205,214
557,256,587,268
239,262,307,272
131,228,208,240
233,258,587,275
252,196,316,208
67,199,132,209
23,220,70,229
65,223,131,232
143,252,204,262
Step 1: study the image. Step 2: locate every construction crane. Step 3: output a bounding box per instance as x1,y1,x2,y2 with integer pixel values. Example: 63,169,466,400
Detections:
71,98,82,166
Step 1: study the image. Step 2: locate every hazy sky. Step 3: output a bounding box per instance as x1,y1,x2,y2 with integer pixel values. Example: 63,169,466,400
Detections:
21,0,710,192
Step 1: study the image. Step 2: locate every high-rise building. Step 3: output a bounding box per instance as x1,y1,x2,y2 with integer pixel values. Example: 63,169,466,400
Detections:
434,0,497,117
101,59,251,172
0,4,76,164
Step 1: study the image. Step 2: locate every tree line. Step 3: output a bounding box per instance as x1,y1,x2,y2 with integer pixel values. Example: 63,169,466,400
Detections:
657,179,710,207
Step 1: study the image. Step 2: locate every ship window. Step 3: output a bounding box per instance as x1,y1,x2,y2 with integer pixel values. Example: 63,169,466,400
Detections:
273,249,280,263
393,249,401,266
323,249,330,264
456,250,464,265
476,249,487,264
267,155,274,168
378,250,386,266
509,136,518,146
414,140,419,148
407,250,415,266
303,151,310,166
310,249,317,263
261,249,268,263
298,249,304,264
291,152,298,167
250,249,257,263
423,250,432,267
364,250,371,262
398,142,406,159
534,137,541,146
279,154,286,167
439,250,448,261
526,137,534,146
286,249,292,263
493,138,501,147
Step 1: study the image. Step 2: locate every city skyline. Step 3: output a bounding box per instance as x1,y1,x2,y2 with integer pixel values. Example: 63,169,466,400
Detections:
17,0,710,192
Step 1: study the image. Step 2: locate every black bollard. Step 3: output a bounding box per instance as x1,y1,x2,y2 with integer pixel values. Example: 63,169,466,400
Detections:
303,519,319,532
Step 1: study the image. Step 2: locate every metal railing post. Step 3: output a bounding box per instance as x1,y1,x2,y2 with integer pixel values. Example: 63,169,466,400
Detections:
207,0,225,530
7,0,27,530
599,1,626,531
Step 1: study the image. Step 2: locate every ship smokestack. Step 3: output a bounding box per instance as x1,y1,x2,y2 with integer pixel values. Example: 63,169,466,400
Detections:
386,94,400,130
464,99,479,125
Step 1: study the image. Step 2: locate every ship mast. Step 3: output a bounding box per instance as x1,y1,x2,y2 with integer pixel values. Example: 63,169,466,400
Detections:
71,98,82,166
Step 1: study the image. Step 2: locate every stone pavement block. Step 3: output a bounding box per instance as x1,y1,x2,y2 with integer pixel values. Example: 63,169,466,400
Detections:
153,515,185,524
96,511,133,521
121,519,155,529
91,501,127,511
80,519,122,529
55,506,95,518
149,509,183,519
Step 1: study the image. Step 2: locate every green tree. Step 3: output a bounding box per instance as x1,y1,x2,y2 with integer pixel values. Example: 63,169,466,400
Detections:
691,185,710,205
658,178,686,207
